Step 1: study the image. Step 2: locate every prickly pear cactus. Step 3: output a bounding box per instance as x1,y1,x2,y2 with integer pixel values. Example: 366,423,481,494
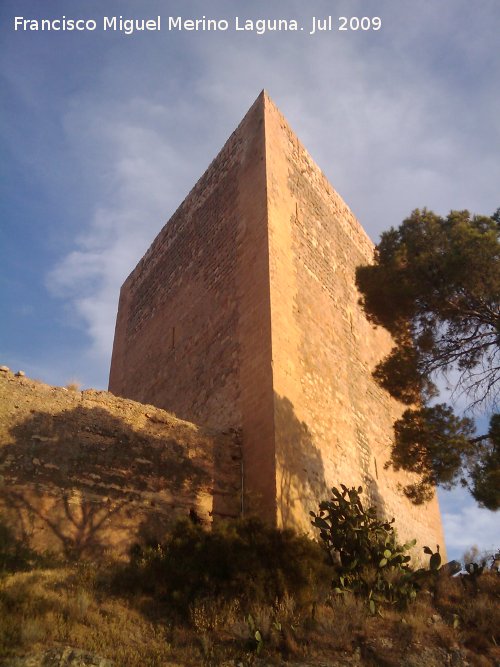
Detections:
310,485,419,612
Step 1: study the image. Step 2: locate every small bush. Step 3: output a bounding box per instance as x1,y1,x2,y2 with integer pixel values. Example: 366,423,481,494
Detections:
66,380,81,391
318,594,367,650
117,516,330,617
189,597,240,633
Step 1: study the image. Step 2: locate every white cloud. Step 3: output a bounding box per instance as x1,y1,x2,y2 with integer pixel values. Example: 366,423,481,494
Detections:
38,0,498,388
440,487,499,561
45,96,204,366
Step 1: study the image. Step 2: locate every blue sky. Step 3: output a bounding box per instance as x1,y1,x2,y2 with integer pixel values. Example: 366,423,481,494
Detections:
1,0,499,560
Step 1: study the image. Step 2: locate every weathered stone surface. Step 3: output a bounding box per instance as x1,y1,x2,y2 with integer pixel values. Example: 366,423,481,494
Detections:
108,91,445,552
0,372,241,558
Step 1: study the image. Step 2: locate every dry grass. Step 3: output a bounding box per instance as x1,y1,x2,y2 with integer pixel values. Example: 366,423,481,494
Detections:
1,549,499,666
0,568,175,666
303,593,367,652
461,594,500,649
189,597,240,634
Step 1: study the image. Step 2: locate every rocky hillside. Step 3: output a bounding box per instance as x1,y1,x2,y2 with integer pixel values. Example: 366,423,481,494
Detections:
1,370,499,667
0,368,241,558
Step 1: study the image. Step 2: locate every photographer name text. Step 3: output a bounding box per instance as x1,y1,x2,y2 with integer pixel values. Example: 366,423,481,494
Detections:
13,15,382,36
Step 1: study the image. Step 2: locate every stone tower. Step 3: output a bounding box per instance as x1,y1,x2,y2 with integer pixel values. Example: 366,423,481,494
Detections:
109,91,445,550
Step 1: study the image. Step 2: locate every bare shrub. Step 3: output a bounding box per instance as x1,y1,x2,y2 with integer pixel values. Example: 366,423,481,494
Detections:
66,380,81,392
273,592,297,627
315,594,366,650
65,588,92,622
247,602,273,639
190,597,239,633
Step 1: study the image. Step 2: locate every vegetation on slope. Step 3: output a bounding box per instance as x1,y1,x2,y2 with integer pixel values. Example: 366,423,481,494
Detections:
1,496,499,666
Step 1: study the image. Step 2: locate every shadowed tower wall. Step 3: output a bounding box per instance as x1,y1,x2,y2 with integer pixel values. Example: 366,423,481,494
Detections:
109,92,445,550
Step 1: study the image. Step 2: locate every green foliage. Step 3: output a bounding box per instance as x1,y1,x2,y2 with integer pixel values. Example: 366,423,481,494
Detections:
310,485,419,611
468,414,500,510
356,208,500,508
356,208,500,374
119,517,330,617
391,405,476,503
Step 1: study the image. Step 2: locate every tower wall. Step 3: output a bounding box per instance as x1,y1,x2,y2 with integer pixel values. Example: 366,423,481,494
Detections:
110,92,446,551
263,96,444,548
109,93,277,520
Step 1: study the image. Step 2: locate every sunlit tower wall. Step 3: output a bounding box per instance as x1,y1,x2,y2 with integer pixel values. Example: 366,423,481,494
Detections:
109,91,446,551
